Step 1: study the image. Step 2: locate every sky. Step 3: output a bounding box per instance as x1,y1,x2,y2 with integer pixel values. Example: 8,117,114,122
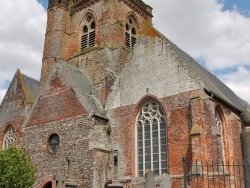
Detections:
0,0,250,105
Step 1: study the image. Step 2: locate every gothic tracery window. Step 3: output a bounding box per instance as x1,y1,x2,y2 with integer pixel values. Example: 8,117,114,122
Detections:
81,13,96,50
136,101,167,176
3,126,16,150
125,15,137,48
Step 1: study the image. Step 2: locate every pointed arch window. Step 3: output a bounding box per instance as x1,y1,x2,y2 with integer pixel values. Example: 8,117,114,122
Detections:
81,13,96,50
3,126,16,150
136,101,167,176
125,15,138,48
215,109,225,160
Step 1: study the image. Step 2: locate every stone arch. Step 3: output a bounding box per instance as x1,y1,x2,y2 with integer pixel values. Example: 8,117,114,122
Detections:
43,181,52,188
39,176,53,188
78,10,98,50
134,95,168,176
124,12,140,48
78,9,98,30
124,11,140,32
2,124,16,150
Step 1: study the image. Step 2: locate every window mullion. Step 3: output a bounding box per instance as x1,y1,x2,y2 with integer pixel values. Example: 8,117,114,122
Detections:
130,34,132,48
150,120,153,172
142,121,145,175
158,119,162,175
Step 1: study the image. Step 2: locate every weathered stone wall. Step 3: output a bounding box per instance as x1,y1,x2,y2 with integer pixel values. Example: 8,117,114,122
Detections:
106,36,202,109
26,67,86,127
0,74,28,148
105,36,243,187
41,0,151,88
21,115,110,188
107,92,191,187
107,93,243,187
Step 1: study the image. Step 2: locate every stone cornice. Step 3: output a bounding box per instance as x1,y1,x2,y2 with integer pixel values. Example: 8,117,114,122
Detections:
71,0,101,12
71,0,153,17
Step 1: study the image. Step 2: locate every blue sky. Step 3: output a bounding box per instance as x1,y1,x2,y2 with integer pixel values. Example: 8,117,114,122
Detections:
0,0,250,104
38,0,48,8
223,0,250,16
38,0,250,16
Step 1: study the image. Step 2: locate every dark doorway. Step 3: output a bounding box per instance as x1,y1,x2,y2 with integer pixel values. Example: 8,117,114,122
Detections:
43,181,52,188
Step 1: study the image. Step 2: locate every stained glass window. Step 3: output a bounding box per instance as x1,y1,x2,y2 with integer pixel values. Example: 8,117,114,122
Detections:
3,126,15,150
136,101,167,176
49,134,60,154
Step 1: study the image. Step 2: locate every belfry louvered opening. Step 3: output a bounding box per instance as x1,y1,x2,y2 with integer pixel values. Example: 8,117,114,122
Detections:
125,16,138,49
81,14,96,50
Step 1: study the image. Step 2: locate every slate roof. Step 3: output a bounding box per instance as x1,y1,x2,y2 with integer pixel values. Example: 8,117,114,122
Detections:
141,25,249,112
20,71,40,104
58,60,108,119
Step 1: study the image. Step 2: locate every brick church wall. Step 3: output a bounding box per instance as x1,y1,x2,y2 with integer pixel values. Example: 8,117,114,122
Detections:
0,75,28,148
106,36,243,187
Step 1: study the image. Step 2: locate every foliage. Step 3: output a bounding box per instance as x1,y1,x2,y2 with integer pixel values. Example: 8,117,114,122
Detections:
0,145,36,188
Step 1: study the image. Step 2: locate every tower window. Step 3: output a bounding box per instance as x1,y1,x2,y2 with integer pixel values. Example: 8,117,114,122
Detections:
3,126,16,150
81,13,96,50
136,101,167,176
125,15,138,48
83,26,88,33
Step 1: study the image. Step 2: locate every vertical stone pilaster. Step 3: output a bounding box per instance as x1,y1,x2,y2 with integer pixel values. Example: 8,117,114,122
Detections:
241,127,250,187
189,90,209,164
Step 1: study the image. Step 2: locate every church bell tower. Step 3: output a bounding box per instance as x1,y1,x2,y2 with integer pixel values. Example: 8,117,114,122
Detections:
41,0,153,104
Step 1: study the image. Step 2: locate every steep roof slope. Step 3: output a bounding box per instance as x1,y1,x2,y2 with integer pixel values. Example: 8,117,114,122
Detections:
141,25,248,112
0,69,39,107
20,72,40,105
62,61,107,119
25,60,107,127
0,69,39,130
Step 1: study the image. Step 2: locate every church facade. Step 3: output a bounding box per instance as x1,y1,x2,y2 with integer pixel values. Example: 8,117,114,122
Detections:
1,0,250,187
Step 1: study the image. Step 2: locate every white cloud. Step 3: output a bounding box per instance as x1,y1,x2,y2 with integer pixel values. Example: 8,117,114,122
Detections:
0,0,46,100
144,0,250,70
0,0,250,106
0,89,7,105
219,67,250,103
144,0,250,103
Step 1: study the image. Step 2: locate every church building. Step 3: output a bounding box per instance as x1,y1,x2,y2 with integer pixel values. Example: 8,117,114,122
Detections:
1,0,250,187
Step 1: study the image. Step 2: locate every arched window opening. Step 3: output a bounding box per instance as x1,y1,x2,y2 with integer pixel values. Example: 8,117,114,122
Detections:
83,25,88,33
90,22,96,29
48,134,60,154
125,15,138,48
3,126,16,150
43,181,52,188
136,101,167,176
215,109,225,161
81,13,96,50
